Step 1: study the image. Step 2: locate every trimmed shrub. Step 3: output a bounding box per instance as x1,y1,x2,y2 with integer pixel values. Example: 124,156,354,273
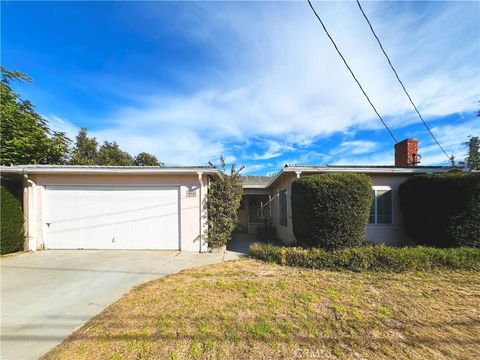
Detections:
291,173,373,250
249,243,480,272
1,186,25,254
399,173,480,247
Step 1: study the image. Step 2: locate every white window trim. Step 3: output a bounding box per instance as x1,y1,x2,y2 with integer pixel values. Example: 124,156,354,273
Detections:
369,186,393,226
372,185,391,191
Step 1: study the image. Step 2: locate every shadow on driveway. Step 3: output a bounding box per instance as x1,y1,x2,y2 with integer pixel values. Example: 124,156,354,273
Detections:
227,232,255,255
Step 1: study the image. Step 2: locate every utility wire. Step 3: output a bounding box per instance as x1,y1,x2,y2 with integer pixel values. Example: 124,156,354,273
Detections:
356,0,451,160
307,0,398,143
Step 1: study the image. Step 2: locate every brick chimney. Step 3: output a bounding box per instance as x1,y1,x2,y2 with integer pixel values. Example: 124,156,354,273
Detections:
394,138,419,167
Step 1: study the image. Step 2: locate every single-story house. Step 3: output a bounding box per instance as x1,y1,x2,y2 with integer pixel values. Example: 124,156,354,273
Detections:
0,138,455,251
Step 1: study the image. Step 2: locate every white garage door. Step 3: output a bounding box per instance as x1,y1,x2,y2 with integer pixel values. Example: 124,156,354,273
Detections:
45,186,180,250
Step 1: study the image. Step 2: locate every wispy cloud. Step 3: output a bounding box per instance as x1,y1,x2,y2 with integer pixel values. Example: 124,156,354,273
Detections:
249,140,296,160
45,1,479,168
43,114,79,142
419,118,479,166
339,141,378,155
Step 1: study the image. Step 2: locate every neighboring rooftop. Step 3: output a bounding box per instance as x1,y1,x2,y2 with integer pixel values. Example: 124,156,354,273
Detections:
240,176,273,187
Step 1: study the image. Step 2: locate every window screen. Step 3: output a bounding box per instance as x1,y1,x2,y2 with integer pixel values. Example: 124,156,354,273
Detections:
368,188,392,224
376,190,392,224
279,189,287,226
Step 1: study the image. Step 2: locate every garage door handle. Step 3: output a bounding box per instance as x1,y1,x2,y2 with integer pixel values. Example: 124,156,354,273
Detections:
46,222,51,227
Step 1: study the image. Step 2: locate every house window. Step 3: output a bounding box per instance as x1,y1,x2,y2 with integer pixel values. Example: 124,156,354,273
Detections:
279,189,287,226
369,187,392,225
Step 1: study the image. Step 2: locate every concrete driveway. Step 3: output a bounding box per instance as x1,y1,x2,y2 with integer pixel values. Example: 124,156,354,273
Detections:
1,249,243,360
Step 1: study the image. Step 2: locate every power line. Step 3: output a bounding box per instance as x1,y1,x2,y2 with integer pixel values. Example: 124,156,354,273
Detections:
356,0,451,161
307,0,398,143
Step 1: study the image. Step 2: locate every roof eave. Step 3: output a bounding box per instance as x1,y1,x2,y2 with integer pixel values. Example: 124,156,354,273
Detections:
242,184,269,189
283,166,452,174
0,166,219,176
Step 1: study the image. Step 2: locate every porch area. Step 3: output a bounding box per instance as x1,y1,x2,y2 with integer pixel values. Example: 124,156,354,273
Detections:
237,194,272,235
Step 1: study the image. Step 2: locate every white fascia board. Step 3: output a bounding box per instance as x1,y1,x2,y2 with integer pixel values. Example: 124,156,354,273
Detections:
242,184,269,189
283,167,451,174
263,166,452,189
0,166,218,175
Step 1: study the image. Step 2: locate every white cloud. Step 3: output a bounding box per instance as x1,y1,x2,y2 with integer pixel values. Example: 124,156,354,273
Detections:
249,140,296,160
43,114,79,142
49,1,479,167
418,118,480,165
339,141,378,155
330,151,394,166
279,140,386,166
243,163,273,174
329,118,480,166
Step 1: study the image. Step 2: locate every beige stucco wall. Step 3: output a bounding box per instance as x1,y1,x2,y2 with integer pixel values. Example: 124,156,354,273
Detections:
268,172,413,246
365,174,411,245
24,173,208,252
269,172,297,245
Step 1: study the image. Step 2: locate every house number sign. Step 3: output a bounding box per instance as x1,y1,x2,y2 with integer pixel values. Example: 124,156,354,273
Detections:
186,190,197,197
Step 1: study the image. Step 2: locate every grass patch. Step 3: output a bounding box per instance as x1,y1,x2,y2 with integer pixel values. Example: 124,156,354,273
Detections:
250,243,480,272
42,259,480,360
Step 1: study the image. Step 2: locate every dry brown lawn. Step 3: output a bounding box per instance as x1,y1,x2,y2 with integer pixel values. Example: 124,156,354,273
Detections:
43,258,480,360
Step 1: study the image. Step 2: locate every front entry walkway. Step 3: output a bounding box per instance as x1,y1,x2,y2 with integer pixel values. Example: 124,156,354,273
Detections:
1,249,240,360
227,232,256,254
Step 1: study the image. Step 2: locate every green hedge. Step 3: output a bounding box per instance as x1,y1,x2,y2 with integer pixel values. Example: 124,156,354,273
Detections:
249,243,480,272
399,173,480,248
291,173,373,250
1,186,25,254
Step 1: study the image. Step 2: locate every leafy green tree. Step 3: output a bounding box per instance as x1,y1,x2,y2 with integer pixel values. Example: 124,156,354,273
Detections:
97,141,133,166
0,67,70,165
70,128,98,165
205,156,244,248
465,136,480,170
133,152,163,166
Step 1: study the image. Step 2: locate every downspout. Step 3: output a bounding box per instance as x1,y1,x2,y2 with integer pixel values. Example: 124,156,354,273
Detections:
197,172,204,252
24,175,37,251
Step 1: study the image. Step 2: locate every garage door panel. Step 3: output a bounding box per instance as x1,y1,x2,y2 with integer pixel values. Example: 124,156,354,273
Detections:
45,186,179,250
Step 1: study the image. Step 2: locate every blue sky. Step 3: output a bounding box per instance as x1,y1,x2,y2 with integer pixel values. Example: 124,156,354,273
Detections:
2,1,479,174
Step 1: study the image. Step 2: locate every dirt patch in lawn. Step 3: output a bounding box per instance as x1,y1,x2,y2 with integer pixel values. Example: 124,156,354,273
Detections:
43,259,480,360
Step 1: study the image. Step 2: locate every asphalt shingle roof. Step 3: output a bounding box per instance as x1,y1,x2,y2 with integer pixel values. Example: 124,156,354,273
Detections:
239,176,273,186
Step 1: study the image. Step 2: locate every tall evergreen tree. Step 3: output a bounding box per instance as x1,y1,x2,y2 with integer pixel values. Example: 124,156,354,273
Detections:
97,141,133,166
133,152,163,166
70,128,98,165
